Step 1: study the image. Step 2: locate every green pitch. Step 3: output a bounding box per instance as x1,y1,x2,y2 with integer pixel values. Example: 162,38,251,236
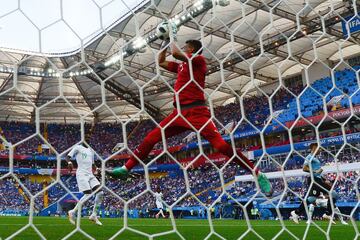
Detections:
0,217,358,240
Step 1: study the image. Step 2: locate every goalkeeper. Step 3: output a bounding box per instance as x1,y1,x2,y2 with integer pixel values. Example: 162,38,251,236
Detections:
106,22,272,197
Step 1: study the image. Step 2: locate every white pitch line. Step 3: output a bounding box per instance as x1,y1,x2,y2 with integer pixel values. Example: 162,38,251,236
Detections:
0,223,349,227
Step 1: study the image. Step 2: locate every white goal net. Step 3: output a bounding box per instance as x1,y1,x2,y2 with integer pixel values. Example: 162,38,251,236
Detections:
0,0,359,239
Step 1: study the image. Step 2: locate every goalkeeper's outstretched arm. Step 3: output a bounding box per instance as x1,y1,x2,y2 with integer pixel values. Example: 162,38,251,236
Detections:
158,40,170,69
170,43,187,62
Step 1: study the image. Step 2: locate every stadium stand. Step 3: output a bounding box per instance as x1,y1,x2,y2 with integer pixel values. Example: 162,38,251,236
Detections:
1,67,360,220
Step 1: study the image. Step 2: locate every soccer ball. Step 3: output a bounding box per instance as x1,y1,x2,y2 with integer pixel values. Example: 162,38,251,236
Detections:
156,21,169,40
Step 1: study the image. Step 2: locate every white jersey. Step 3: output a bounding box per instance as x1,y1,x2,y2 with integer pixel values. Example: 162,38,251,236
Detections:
68,144,94,175
155,192,163,209
155,192,163,202
315,198,328,208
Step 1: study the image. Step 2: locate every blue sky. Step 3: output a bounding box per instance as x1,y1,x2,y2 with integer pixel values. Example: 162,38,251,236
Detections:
0,0,148,56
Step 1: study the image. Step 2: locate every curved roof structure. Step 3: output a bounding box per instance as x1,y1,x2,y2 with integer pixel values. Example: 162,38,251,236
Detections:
0,0,359,122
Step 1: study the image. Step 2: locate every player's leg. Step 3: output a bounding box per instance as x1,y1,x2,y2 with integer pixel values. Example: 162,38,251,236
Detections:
160,209,165,217
156,201,165,218
155,209,163,218
291,198,316,224
290,201,305,224
210,135,273,196
324,193,335,217
305,195,318,224
321,181,347,225
90,179,103,216
314,178,338,224
291,177,313,223
89,180,103,225
306,203,315,224
205,133,274,196
68,191,91,225
323,191,347,224
334,206,348,225
68,174,92,225
315,178,334,215
106,127,163,177
107,111,187,178
68,193,91,225
291,200,305,224
187,107,272,196
92,188,104,217
71,190,92,212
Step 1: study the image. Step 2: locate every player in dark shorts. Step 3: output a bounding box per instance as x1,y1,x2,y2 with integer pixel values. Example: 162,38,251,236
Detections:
291,143,347,224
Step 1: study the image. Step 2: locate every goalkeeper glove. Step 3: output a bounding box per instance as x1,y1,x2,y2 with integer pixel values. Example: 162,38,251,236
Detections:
169,21,178,41
160,39,170,50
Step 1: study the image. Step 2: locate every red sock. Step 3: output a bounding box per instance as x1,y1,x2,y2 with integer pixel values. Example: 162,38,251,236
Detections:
124,137,156,171
124,156,138,170
216,141,259,174
234,149,259,175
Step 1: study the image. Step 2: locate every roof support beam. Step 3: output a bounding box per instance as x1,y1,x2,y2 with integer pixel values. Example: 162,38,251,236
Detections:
0,55,29,93
0,74,13,92
60,59,97,112
135,4,312,76
86,72,161,118
30,64,48,123
247,0,359,42
61,59,99,122
71,76,96,110
142,3,313,65
34,77,46,107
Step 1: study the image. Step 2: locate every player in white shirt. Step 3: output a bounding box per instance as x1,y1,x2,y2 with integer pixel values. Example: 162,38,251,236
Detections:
66,131,103,226
155,189,165,219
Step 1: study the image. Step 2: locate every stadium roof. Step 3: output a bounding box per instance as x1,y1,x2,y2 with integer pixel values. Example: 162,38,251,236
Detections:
0,0,359,123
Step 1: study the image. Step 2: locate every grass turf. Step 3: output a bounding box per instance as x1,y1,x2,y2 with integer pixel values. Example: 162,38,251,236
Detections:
0,217,358,240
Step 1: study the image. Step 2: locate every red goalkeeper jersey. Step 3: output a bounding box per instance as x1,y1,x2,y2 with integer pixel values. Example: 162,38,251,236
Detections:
166,53,207,105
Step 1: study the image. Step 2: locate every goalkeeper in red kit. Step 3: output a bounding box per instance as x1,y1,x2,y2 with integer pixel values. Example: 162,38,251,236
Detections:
106,26,272,197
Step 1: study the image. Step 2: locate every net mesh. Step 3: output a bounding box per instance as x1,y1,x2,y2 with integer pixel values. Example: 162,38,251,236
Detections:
0,0,359,239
